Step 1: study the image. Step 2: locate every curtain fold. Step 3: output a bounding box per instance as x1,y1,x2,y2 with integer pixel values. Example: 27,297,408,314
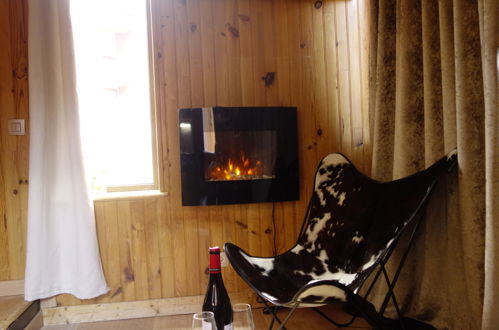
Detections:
480,0,498,327
25,0,108,301
369,0,498,328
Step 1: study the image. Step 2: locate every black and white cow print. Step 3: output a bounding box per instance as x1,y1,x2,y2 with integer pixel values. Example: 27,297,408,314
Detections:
225,151,457,307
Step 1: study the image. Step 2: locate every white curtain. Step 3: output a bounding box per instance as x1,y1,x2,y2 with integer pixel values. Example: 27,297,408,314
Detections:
25,0,109,301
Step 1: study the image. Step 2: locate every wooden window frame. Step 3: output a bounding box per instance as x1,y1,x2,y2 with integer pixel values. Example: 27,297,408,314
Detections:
94,0,160,195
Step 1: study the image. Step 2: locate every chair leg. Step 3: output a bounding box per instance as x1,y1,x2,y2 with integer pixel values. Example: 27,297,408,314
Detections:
380,267,404,320
268,306,277,330
277,301,300,330
261,299,286,330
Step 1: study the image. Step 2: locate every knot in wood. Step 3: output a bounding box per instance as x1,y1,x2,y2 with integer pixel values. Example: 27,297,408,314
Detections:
262,72,276,87
314,1,323,9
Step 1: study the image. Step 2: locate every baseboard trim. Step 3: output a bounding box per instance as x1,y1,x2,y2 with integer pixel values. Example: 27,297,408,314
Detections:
0,280,24,297
42,291,257,325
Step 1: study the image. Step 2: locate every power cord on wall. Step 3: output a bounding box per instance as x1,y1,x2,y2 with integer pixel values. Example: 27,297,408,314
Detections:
272,202,277,255
261,201,288,315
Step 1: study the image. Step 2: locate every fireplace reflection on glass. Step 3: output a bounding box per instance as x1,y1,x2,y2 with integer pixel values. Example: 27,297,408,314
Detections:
179,106,299,206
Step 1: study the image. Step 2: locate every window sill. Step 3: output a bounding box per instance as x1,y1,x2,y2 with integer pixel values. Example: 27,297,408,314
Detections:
92,190,168,201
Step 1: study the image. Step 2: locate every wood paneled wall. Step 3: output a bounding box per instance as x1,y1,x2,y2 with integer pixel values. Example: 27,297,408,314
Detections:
0,0,371,305
0,0,29,282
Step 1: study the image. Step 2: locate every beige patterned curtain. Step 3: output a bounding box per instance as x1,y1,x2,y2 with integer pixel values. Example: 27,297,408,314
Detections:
368,0,497,328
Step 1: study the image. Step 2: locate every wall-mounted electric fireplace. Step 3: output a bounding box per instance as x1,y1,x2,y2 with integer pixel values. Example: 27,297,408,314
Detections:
179,106,299,206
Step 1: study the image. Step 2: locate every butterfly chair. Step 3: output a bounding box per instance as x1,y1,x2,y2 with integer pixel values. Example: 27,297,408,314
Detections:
225,151,457,330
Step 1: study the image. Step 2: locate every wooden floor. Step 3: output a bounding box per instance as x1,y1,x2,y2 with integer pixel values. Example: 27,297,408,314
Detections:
0,295,32,330
41,305,372,329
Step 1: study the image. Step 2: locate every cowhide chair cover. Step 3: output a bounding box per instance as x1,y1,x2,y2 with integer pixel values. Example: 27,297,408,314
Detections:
225,151,457,329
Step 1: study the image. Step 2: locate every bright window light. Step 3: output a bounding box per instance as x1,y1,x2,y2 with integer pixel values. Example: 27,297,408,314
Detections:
71,0,157,193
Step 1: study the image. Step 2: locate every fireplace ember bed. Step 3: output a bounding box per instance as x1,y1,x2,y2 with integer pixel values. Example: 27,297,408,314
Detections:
179,106,299,206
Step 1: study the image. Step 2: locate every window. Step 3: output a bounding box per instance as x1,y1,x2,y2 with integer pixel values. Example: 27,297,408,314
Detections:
71,0,158,193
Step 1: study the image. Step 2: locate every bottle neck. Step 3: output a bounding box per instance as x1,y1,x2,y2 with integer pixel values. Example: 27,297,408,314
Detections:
209,251,221,274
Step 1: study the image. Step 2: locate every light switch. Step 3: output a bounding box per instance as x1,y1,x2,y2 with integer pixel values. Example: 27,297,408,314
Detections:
8,119,25,135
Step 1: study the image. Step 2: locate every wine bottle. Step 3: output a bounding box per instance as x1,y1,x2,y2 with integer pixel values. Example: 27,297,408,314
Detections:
202,246,233,330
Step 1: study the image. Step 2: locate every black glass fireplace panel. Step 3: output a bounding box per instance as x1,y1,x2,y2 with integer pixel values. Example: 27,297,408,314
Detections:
179,106,299,206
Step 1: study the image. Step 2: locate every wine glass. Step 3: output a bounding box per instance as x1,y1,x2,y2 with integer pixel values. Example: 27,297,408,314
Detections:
232,303,255,330
192,311,217,330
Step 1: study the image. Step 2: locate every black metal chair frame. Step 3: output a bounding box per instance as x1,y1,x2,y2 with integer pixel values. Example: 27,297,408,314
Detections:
262,207,429,330
225,152,457,330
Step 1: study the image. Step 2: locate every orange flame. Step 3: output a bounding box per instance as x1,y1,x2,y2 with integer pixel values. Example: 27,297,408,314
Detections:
208,152,264,181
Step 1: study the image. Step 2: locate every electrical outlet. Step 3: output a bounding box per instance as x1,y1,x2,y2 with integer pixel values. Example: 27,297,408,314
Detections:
8,119,25,135
220,251,228,267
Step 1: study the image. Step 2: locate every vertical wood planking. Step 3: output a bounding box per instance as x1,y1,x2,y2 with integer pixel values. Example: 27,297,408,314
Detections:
273,0,291,107
357,0,372,174
345,0,364,166
212,0,230,105
187,0,211,285
155,0,182,298
273,0,296,253
198,1,221,295
130,200,149,300
156,198,175,298
182,0,202,296
237,0,255,106
261,0,278,105
0,73,11,281
231,205,248,292
249,0,265,106
162,0,189,298
199,0,217,106
144,198,162,299
182,207,201,296
334,1,353,159
8,0,29,281
262,0,287,254
248,0,274,256
310,2,331,160
223,0,245,293
208,206,224,249
237,0,261,260
116,200,137,301
186,0,205,108
1,0,15,279
196,206,210,292
150,0,168,193
260,0,280,254
284,0,307,238
103,201,122,302
245,203,261,256
211,0,235,293
0,0,29,281
225,0,242,106
258,204,273,256
273,203,286,253
299,1,320,200
4,152,22,279
197,0,219,296
221,206,237,293
322,1,341,166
